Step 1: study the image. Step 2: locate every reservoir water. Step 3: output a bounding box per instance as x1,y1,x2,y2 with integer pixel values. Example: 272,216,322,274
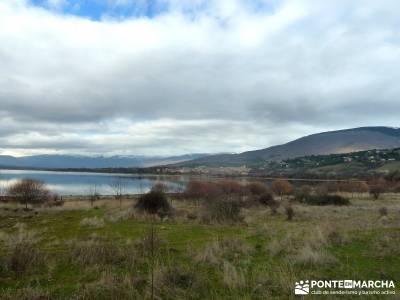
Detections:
0,169,188,196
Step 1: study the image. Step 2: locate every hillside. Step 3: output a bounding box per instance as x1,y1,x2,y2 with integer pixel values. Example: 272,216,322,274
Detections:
251,148,400,178
175,127,400,167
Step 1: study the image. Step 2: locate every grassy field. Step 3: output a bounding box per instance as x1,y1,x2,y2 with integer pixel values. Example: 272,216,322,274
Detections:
0,195,399,299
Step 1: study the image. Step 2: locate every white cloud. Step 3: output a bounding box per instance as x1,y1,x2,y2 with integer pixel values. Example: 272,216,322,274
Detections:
0,0,399,156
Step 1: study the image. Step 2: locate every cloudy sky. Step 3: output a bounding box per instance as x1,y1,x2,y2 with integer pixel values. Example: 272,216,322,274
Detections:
0,0,399,157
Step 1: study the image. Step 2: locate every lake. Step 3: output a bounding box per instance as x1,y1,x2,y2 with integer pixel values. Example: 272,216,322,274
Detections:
0,169,190,196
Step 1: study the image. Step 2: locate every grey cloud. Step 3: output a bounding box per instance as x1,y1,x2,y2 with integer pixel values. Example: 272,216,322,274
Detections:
0,0,399,155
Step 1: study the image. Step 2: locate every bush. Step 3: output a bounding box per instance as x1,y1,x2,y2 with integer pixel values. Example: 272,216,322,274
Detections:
379,207,388,217
7,179,50,209
303,194,350,206
247,182,268,196
369,179,386,200
294,185,312,202
1,224,44,276
135,190,171,215
155,265,201,291
218,180,244,196
271,180,293,200
6,242,44,275
203,200,242,223
285,206,294,221
185,181,222,200
258,192,280,214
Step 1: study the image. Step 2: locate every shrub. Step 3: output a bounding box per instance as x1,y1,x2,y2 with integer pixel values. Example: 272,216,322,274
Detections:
6,242,43,275
258,192,280,214
314,184,329,196
294,185,312,202
258,192,274,206
185,181,222,200
7,179,50,209
285,206,294,221
369,179,386,200
379,207,388,217
1,224,44,275
271,180,293,200
135,190,171,215
303,194,350,206
155,265,201,291
246,182,268,196
203,200,242,223
218,180,245,196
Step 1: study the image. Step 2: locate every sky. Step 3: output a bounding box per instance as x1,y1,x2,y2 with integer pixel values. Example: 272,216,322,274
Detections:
0,0,400,157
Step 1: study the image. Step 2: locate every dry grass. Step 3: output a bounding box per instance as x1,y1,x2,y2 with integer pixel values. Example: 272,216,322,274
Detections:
1,286,52,300
1,193,399,299
222,260,246,289
195,240,223,265
154,264,203,294
267,224,342,267
0,223,45,276
71,271,143,300
195,237,251,265
290,244,338,266
70,235,137,269
200,200,244,224
80,216,105,228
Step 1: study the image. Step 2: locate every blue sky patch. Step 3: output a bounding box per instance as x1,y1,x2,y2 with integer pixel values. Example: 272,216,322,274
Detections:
29,0,169,20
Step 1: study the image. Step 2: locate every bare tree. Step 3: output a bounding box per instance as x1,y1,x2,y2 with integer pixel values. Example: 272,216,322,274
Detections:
88,184,100,207
109,177,126,208
7,178,50,209
271,179,293,201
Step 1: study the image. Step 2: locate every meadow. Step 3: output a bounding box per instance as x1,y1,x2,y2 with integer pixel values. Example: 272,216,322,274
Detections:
0,181,399,299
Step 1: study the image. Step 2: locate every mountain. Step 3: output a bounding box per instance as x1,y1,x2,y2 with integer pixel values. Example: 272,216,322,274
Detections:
0,154,210,169
175,127,400,167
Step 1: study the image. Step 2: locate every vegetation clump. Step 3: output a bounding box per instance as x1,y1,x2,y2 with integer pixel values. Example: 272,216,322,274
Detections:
302,194,350,206
135,190,171,216
258,192,280,214
294,185,312,202
246,182,268,196
7,179,51,209
285,206,294,221
271,179,293,200
369,179,386,200
203,200,242,223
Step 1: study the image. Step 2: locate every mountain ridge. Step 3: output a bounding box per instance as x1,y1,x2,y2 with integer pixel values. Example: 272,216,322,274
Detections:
0,153,211,169
173,126,400,167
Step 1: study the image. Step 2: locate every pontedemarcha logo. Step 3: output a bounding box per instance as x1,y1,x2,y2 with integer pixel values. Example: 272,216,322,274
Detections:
295,280,310,295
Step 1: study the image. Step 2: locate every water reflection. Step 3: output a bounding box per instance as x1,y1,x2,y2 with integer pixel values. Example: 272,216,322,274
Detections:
0,169,187,196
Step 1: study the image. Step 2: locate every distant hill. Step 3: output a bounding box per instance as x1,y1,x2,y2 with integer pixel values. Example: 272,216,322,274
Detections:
0,153,210,169
257,147,400,179
175,127,400,167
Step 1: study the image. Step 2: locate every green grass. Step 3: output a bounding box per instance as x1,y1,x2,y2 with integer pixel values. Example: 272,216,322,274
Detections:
376,161,400,172
0,198,399,299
